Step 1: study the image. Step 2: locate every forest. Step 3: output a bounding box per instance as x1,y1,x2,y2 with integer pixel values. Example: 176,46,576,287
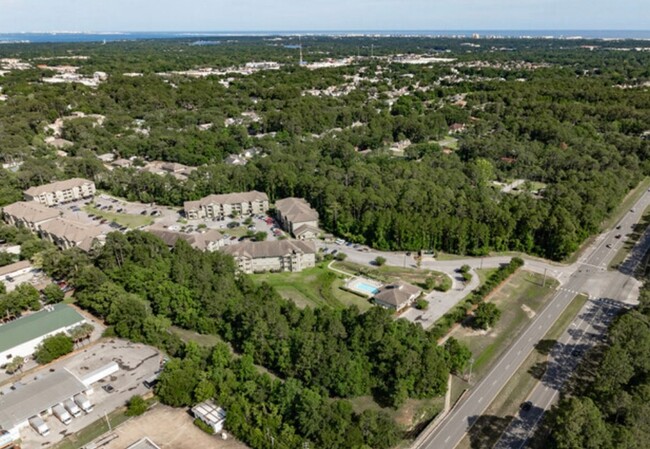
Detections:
0,36,649,260
32,232,470,447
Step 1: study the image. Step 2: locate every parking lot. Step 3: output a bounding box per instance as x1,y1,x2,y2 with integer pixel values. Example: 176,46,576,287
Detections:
18,339,162,449
184,214,284,244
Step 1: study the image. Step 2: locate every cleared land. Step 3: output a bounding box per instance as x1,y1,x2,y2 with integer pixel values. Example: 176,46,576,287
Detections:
450,270,559,381
332,260,452,292
84,205,153,229
456,294,588,449
251,263,373,311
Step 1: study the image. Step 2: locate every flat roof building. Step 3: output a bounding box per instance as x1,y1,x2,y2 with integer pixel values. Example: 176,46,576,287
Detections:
0,304,86,362
191,400,226,434
0,369,87,441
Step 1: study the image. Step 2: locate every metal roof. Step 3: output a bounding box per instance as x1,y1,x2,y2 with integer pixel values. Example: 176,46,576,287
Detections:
0,304,85,354
0,368,86,431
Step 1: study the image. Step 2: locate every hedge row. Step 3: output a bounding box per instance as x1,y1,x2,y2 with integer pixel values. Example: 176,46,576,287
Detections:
430,257,524,339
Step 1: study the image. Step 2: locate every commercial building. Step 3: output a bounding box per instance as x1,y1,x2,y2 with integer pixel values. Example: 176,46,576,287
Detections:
24,178,96,206
0,369,88,441
184,191,269,220
222,240,316,274
275,197,319,236
148,228,226,252
191,400,226,434
0,304,86,362
373,281,422,313
38,217,104,251
2,201,60,231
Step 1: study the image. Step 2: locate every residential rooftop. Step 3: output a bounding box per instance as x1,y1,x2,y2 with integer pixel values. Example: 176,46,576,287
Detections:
24,178,93,196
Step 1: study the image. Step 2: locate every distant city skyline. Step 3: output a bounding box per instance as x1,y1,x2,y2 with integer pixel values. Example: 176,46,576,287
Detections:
0,0,648,33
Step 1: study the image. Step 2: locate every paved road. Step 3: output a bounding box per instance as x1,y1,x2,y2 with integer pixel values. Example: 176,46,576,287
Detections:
413,189,650,449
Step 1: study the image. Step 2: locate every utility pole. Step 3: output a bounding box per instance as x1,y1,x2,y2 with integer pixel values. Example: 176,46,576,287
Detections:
467,358,475,385
543,268,547,287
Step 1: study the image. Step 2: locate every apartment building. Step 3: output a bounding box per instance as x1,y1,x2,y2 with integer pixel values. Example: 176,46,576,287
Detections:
275,197,319,236
38,217,104,251
148,228,226,252
23,178,96,206
184,191,269,220
2,201,60,231
222,240,316,274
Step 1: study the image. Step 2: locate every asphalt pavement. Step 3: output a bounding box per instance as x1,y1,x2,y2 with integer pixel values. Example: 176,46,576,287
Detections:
413,189,650,449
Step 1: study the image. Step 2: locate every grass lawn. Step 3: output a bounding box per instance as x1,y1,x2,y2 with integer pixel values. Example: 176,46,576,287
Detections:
54,408,131,449
84,205,153,229
451,270,559,381
437,137,459,150
456,294,588,449
170,325,223,347
349,395,445,433
332,260,452,292
251,263,373,311
609,204,650,270
476,268,498,286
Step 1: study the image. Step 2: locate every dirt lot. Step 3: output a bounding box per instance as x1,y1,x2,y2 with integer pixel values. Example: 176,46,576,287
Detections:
103,404,248,449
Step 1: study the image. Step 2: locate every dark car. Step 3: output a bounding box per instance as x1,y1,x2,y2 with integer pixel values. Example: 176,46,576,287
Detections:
101,384,115,393
521,401,533,412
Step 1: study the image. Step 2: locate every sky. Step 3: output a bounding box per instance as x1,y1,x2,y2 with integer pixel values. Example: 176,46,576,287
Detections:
0,0,648,33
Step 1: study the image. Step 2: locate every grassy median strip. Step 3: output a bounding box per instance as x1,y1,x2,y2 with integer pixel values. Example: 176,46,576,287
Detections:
455,293,589,449
84,205,154,229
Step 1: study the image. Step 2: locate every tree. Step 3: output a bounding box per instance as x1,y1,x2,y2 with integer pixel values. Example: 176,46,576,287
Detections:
473,302,501,330
126,395,148,416
34,333,74,364
374,256,386,266
335,252,347,261
42,283,65,304
444,338,472,374
552,397,612,449
253,231,267,241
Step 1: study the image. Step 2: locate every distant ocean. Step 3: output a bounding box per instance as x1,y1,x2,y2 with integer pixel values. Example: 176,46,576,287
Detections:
0,30,649,44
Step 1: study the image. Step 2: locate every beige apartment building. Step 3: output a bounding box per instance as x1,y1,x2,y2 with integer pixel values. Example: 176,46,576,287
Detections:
275,197,319,236
38,217,103,251
184,191,269,220
148,228,226,252
2,201,61,231
222,240,316,274
24,178,96,206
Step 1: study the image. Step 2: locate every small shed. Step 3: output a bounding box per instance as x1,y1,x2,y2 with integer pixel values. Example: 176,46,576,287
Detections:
191,400,226,433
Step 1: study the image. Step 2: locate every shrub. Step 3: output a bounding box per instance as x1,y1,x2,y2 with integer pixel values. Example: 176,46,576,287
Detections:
415,298,429,310
374,256,386,266
335,252,347,261
194,418,215,435
473,302,501,330
125,395,148,416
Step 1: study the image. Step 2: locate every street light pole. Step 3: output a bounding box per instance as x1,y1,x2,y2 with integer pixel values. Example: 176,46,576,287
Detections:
468,358,475,385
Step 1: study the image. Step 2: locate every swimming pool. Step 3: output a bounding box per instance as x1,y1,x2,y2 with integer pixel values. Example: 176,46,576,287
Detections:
354,282,380,295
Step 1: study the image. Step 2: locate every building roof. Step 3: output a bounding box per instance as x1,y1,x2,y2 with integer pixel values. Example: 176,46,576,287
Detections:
38,217,103,250
148,228,224,251
184,191,269,211
0,368,87,431
0,260,32,277
373,281,422,308
275,197,319,223
0,304,85,355
293,224,321,237
222,239,315,259
24,178,93,197
2,201,60,224
192,400,226,426
126,437,162,449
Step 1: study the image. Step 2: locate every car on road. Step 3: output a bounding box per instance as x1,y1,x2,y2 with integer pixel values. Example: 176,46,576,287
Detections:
616,225,622,229
631,208,636,213
521,401,533,412
615,234,622,239
606,243,612,248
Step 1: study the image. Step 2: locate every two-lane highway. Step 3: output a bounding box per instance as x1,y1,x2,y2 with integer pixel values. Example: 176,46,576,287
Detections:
414,189,650,449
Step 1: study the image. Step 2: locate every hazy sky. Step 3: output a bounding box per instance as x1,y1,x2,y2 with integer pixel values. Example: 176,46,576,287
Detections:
0,0,647,32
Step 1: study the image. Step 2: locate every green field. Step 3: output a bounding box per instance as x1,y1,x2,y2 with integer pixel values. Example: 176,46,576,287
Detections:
252,263,373,311
451,270,559,380
457,294,589,449
332,260,452,292
84,205,153,229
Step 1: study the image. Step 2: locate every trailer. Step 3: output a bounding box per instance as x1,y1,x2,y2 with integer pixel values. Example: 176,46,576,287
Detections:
64,398,82,418
28,416,50,436
74,393,93,413
52,404,72,425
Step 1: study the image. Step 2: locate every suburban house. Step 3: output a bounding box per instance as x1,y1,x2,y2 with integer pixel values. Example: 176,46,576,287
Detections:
38,217,104,251
275,197,319,236
2,201,60,231
373,281,422,313
222,240,316,274
141,161,197,180
184,191,269,220
448,123,467,134
148,228,226,252
23,178,96,206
